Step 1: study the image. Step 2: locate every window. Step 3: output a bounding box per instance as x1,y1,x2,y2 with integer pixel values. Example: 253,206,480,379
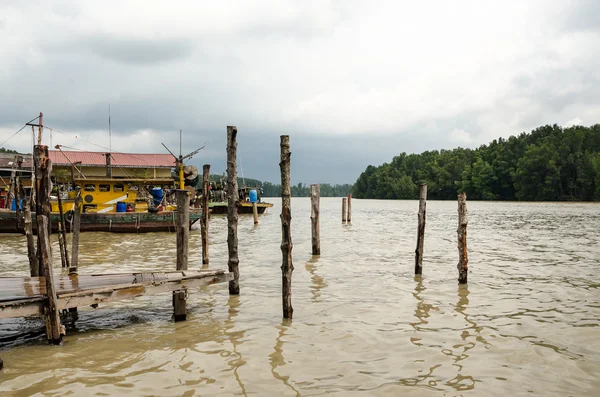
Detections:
84,184,96,192
99,184,110,192
114,183,124,192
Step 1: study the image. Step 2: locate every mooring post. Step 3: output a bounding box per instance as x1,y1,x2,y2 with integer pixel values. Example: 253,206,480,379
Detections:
0,356,3,370
252,202,259,225
280,135,293,319
70,196,81,274
347,193,352,223
57,192,70,268
415,184,427,275
14,176,22,230
175,189,189,271
33,145,52,276
37,215,63,345
310,184,320,256
227,126,240,295
24,199,38,277
201,164,210,265
457,192,468,284
342,197,347,223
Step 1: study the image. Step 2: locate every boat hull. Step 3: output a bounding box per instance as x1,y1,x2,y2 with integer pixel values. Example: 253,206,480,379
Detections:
0,209,201,234
208,202,273,215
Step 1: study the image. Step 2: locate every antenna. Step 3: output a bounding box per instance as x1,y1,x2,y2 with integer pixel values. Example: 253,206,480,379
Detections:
109,104,112,154
180,129,182,158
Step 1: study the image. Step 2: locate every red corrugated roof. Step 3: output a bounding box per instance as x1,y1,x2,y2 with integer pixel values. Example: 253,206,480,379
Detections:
48,150,176,168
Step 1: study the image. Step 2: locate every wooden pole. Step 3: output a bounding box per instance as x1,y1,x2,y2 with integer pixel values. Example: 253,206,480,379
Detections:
33,145,52,276
347,193,352,223
457,192,468,284
227,126,240,295
24,198,38,277
201,164,210,265
252,202,259,225
175,189,189,271
280,135,293,319
70,196,81,274
172,290,187,322
342,197,347,223
415,184,427,275
310,184,320,256
57,192,70,268
37,215,63,345
14,176,22,230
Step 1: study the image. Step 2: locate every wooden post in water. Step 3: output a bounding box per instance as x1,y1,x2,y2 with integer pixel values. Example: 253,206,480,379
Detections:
252,202,259,225
310,184,320,256
175,189,189,271
24,199,38,277
37,215,63,345
33,145,52,276
347,193,352,223
14,177,22,230
280,135,293,319
173,189,189,321
227,126,240,295
70,196,81,274
201,164,210,265
342,197,347,223
457,192,468,284
415,184,427,275
56,192,69,268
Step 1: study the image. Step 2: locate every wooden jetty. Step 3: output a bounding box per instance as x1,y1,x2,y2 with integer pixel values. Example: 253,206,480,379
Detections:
0,270,231,320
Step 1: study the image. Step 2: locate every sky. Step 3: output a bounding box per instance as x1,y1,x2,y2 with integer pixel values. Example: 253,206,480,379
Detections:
1,0,599,184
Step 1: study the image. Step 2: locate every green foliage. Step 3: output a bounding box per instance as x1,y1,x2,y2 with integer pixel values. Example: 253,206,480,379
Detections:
354,124,600,201
0,147,19,154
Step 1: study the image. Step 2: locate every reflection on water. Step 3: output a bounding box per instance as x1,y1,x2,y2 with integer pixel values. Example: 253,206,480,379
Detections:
1,199,600,396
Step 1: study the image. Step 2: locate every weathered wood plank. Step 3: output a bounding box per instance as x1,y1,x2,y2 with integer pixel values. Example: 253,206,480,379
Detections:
342,197,347,223
24,199,38,277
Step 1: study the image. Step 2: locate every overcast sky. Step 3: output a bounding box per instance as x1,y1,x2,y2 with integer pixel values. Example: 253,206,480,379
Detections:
1,1,599,184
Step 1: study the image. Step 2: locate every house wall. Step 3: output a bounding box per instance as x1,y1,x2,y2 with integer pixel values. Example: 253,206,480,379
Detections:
52,166,172,179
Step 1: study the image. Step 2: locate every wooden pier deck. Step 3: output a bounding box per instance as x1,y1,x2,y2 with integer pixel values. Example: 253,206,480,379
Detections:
0,269,232,319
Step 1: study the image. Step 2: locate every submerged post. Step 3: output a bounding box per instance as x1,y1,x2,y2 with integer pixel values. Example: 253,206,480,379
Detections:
457,192,468,284
201,164,210,265
342,197,347,223
310,184,320,255
37,215,63,345
24,199,38,277
280,135,293,319
227,126,240,295
70,196,81,274
252,202,259,225
175,190,189,271
415,184,427,275
56,192,70,268
347,193,352,223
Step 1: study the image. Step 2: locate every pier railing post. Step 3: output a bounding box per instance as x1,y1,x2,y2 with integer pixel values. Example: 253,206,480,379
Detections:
280,135,293,319
347,193,352,223
310,184,320,255
415,184,427,275
227,126,240,295
201,164,210,265
24,198,38,277
342,197,347,223
37,215,63,345
70,196,81,274
457,192,468,284
175,189,189,271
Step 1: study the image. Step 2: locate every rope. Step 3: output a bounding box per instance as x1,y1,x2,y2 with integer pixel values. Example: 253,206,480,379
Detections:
0,115,40,147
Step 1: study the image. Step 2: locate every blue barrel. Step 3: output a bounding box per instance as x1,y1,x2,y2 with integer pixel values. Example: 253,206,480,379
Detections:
249,189,258,203
116,202,127,212
151,187,163,206
11,198,23,211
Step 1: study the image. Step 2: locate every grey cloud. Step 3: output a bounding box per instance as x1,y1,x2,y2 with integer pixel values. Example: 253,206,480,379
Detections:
561,0,600,33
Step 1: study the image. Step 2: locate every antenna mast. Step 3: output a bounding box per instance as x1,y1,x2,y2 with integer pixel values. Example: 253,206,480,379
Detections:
109,104,112,154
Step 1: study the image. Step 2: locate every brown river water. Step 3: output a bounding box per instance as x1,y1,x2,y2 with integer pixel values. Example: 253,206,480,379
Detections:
0,198,599,396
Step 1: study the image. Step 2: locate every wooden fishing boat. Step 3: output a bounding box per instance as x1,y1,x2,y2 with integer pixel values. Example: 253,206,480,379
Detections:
207,186,273,215
0,177,201,234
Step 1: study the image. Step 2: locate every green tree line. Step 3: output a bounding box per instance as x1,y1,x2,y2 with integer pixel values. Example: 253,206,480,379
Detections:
353,124,600,201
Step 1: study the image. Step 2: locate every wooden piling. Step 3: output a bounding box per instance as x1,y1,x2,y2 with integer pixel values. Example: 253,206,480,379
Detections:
14,176,22,229
33,145,52,276
457,192,468,284
37,215,63,345
201,164,210,265
347,193,352,223
415,184,427,275
57,192,70,268
70,196,81,274
24,199,38,277
342,197,347,223
176,190,189,271
227,126,240,295
310,184,320,256
172,290,187,322
280,135,293,319
252,202,259,225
